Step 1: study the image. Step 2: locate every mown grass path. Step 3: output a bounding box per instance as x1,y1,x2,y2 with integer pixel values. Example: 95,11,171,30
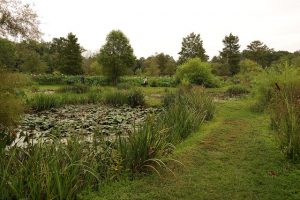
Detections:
87,99,300,200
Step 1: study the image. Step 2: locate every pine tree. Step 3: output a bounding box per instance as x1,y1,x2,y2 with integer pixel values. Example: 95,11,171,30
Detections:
178,32,208,64
220,33,241,75
59,33,83,75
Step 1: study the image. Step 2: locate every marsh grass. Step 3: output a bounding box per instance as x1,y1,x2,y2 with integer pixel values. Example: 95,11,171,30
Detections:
0,135,122,200
270,81,300,161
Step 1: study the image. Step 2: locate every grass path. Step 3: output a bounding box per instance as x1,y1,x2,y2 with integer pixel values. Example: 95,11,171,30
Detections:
86,99,300,200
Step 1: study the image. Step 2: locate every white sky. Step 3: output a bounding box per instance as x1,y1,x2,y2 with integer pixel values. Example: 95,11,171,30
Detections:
26,0,300,59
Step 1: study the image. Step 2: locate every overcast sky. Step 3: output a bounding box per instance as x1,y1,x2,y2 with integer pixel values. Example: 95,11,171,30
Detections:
26,0,300,59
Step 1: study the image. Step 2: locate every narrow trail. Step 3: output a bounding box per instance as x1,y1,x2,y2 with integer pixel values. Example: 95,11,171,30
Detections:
91,99,300,200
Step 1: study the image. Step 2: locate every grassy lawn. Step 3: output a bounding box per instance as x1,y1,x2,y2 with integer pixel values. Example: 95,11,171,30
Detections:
83,98,300,200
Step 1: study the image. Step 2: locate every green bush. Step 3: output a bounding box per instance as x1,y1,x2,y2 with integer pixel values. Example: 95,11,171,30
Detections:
127,89,145,107
176,58,219,88
226,85,250,97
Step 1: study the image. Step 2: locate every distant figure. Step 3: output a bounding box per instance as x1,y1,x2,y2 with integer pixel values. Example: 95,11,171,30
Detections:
142,77,148,86
80,76,85,84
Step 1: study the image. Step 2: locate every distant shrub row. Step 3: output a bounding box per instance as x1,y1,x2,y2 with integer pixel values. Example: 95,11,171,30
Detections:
32,75,179,87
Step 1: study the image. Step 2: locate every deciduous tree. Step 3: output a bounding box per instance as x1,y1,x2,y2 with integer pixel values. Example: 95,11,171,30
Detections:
98,30,135,85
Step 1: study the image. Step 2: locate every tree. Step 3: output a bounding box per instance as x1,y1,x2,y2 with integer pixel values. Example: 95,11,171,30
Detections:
219,33,241,75
156,53,177,75
98,30,135,85
0,0,40,39
60,33,83,75
178,32,208,64
0,38,16,68
242,40,274,68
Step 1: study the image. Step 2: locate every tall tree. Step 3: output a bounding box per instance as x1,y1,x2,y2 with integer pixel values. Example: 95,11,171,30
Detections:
220,33,241,75
60,33,83,75
178,32,208,64
98,30,135,85
0,0,40,39
242,40,274,68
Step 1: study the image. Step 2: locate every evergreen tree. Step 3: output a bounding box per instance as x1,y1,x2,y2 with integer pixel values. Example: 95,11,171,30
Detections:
98,30,135,85
60,33,84,75
220,33,241,75
178,32,208,64
242,40,274,68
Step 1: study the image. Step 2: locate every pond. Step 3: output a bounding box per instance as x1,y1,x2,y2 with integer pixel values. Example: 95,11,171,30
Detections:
12,104,162,147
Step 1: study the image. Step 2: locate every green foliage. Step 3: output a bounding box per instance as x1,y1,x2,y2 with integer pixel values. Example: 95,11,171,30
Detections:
269,80,300,161
98,30,136,85
118,116,172,174
57,84,90,94
59,33,84,75
176,58,219,88
28,91,103,111
178,32,208,64
103,90,129,107
160,87,215,143
103,89,145,107
253,65,300,112
127,89,145,107
239,59,262,74
0,136,120,199
242,40,274,68
143,53,177,76
0,38,16,68
32,75,178,87
28,94,60,111
0,70,28,130
219,33,241,75
211,62,231,76
226,85,250,97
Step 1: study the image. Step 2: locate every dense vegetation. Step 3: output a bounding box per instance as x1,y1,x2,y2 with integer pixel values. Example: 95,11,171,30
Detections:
0,1,300,199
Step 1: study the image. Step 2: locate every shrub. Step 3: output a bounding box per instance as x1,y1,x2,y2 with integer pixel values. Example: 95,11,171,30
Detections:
127,89,145,107
176,58,219,88
0,70,28,131
57,84,90,94
226,85,250,97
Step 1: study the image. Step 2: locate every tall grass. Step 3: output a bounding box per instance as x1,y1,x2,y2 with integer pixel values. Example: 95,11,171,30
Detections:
118,117,173,174
118,87,215,174
270,80,300,161
255,64,300,161
161,88,215,143
0,136,120,199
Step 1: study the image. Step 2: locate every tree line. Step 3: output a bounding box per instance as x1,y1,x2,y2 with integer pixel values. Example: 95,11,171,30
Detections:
1,31,299,76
